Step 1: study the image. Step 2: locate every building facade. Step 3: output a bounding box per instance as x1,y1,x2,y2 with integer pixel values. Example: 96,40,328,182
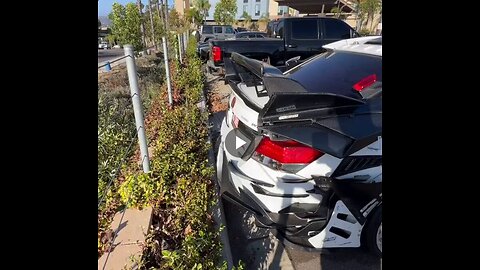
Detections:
175,0,294,22
174,0,191,17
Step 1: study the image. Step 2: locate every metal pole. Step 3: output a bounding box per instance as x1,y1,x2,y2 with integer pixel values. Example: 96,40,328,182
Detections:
178,34,183,63
124,45,150,173
184,32,188,51
162,37,173,105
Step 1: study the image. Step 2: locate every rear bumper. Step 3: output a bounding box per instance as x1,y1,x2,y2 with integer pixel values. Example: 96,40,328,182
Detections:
217,139,328,230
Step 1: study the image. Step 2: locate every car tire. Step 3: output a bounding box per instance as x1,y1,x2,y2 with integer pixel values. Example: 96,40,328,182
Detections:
364,205,382,257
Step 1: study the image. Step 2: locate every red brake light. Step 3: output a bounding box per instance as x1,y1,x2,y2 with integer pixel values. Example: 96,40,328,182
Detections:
212,46,222,62
353,74,377,92
255,137,323,164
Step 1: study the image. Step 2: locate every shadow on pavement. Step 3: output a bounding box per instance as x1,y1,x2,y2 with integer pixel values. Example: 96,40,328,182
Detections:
222,198,289,270
284,239,382,270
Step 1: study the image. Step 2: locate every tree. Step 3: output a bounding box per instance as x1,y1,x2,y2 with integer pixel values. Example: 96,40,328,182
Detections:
257,13,270,31
331,6,341,18
359,0,382,33
109,3,143,51
186,8,202,27
241,11,251,29
136,0,147,51
214,0,237,25
169,9,184,29
194,0,211,24
147,0,157,49
258,13,270,24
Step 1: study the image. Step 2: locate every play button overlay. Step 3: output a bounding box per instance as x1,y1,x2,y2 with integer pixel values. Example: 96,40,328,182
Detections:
236,136,247,150
225,128,251,158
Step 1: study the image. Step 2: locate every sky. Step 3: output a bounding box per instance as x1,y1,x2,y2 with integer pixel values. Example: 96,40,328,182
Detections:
98,0,174,17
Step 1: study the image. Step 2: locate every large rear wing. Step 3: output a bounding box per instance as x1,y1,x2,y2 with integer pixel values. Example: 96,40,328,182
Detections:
224,52,381,158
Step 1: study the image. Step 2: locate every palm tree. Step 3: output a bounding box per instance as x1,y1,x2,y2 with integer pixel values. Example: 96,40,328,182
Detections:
241,11,252,29
194,0,211,25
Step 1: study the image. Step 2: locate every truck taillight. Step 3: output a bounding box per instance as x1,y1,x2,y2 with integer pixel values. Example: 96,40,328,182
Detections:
254,136,323,167
212,46,222,62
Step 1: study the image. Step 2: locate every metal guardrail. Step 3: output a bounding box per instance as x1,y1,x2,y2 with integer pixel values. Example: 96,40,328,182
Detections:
98,55,130,69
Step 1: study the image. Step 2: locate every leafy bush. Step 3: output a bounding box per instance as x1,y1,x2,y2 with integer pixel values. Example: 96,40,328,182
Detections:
118,38,229,269
98,57,165,257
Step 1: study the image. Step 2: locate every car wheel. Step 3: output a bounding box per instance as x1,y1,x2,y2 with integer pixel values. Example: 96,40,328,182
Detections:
364,205,382,257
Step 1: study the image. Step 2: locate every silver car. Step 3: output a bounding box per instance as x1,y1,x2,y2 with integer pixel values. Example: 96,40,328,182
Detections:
199,25,235,43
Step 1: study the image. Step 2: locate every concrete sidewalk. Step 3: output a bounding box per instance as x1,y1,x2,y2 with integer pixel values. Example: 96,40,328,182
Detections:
98,207,153,270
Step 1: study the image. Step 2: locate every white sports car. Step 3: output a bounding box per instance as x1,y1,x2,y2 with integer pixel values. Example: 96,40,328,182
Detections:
216,36,382,256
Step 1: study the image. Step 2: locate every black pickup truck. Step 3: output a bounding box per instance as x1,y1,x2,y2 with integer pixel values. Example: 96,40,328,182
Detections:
208,17,359,73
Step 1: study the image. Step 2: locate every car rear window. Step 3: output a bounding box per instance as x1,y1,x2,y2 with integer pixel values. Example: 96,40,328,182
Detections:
202,26,213,34
285,51,382,99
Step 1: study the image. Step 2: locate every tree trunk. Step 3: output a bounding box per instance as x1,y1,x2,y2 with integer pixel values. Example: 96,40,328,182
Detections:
163,0,169,33
370,13,374,34
148,0,157,50
156,0,164,33
137,0,147,52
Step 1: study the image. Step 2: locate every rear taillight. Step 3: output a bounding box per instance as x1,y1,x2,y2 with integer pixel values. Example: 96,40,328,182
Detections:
254,136,323,167
212,46,222,62
353,74,377,92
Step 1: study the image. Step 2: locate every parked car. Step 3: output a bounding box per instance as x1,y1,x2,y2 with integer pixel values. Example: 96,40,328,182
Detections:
199,24,235,43
98,41,110,49
226,31,268,40
208,17,359,73
235,27,248,33
216,36,382,256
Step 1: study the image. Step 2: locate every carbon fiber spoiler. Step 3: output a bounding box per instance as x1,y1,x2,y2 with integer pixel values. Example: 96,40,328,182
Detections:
225,52,382,158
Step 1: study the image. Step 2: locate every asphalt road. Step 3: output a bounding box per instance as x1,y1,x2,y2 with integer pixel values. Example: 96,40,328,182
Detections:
98,49,124,64
285,241,381,270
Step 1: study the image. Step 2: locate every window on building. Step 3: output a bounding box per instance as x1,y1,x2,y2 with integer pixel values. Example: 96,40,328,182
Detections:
256,0,260,2
243,5,248,13
243,0,248,3
278,6,288,16
255,4,260,16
